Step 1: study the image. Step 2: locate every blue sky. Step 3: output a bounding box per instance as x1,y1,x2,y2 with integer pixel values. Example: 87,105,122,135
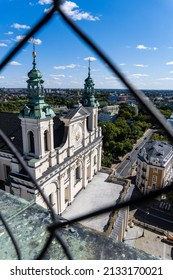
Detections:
1,0,173,89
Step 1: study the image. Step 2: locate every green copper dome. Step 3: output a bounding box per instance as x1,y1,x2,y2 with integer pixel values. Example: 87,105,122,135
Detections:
19,48,55,119
27,51,44,86
81,59,99,108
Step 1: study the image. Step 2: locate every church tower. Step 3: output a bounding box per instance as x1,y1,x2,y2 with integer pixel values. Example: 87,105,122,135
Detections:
19,45,56,171
81,59,99,133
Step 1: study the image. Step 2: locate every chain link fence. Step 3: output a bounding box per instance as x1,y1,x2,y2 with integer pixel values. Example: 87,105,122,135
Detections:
0,0,173,259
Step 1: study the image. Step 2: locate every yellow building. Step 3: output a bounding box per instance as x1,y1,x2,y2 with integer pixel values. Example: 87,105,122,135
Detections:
136,141,173,193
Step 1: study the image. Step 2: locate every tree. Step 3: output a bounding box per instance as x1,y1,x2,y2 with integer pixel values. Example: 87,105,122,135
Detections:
167,191,173,204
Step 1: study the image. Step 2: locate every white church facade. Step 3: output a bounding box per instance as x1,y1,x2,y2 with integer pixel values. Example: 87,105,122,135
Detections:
0,50,102,214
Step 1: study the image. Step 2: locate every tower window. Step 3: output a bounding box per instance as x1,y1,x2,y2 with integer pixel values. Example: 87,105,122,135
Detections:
44,130,49,151
28,131,35,153
4,165,11,179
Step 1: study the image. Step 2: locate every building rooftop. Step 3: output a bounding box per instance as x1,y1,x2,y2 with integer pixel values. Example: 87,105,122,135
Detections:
0,189,158,260
138,140,173,166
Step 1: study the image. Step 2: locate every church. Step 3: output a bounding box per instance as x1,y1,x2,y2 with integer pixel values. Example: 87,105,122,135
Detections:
0,49,102,214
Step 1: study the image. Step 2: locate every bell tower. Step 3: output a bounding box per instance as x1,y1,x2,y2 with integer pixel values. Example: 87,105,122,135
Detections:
19,44,56,168
81,59,99,132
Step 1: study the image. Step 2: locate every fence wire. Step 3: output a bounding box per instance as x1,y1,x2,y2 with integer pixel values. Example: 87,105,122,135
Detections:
0,0,173,259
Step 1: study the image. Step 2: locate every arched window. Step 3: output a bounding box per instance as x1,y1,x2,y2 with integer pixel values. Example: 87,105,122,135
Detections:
94,114,97,128
44,130,49,151
28,131,35,153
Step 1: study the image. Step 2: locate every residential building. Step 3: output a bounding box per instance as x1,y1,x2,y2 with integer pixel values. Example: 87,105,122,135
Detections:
136,140,173,193
98,105,119,122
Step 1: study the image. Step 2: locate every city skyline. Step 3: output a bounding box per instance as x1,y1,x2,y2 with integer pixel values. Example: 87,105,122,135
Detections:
1,0,173,89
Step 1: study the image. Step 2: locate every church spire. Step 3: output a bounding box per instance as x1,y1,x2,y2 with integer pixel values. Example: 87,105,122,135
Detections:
88,58,91,77
81,58,99,108
19,43,55,119
32,39,37,70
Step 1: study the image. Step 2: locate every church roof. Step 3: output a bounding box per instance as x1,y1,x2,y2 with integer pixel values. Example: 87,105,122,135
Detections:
0,112,65,154
0,112,23,153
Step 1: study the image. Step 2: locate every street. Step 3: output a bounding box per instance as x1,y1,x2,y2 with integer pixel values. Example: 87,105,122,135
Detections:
115,129,153,177
134,204,173,232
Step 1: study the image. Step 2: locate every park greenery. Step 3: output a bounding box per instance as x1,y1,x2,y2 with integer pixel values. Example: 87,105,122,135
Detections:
99,103,173,167
99,103,153,167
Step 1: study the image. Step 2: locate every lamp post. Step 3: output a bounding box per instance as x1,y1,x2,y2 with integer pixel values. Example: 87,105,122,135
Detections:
142,208,149,237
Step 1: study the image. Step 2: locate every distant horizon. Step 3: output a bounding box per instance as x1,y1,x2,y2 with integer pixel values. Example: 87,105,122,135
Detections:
1,87,173,92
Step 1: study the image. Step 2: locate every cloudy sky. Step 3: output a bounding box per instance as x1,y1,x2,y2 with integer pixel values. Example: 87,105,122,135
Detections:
1,0,173,89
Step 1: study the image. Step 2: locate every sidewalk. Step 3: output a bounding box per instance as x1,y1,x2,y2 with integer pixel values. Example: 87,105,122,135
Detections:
124,224,172,259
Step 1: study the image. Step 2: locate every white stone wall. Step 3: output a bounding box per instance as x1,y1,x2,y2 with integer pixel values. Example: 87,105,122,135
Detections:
2,105,102,215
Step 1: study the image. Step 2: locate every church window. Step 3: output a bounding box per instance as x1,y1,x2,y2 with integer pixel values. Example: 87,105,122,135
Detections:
28,131,35,153
44,130,49,151
65,186,69,203
76,166,81,182
94,114,97,128
87,166,90,179
4,165,11,179
49,193,54,206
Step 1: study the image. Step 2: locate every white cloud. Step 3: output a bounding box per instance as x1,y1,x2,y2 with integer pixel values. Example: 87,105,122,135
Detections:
50,74,66,78
41,1,100,21
29,38,42,45
132,74,149,78
84,57,97,61
54,64,77,70
119,63,126,66
15,35,25,42
0,43,7,47
105,76,117,80
136,45,158,51
61,1,99,21
0,75,5,79
14,36,42,45
10,61,22,66
134,64,148,67
157,77,173,81
170,71,173,73
136,44,148,50
166,61,173,65
4,31,13,35
38,0,52,4
11,23,31,30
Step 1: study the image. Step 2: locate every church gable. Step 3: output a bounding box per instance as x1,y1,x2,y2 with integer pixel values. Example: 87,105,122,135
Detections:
63,106,90,123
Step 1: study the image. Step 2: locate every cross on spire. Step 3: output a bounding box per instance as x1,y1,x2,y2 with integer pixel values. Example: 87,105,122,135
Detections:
88,57,91,77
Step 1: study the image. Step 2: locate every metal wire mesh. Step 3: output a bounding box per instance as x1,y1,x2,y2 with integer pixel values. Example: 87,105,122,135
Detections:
0,0,173,260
